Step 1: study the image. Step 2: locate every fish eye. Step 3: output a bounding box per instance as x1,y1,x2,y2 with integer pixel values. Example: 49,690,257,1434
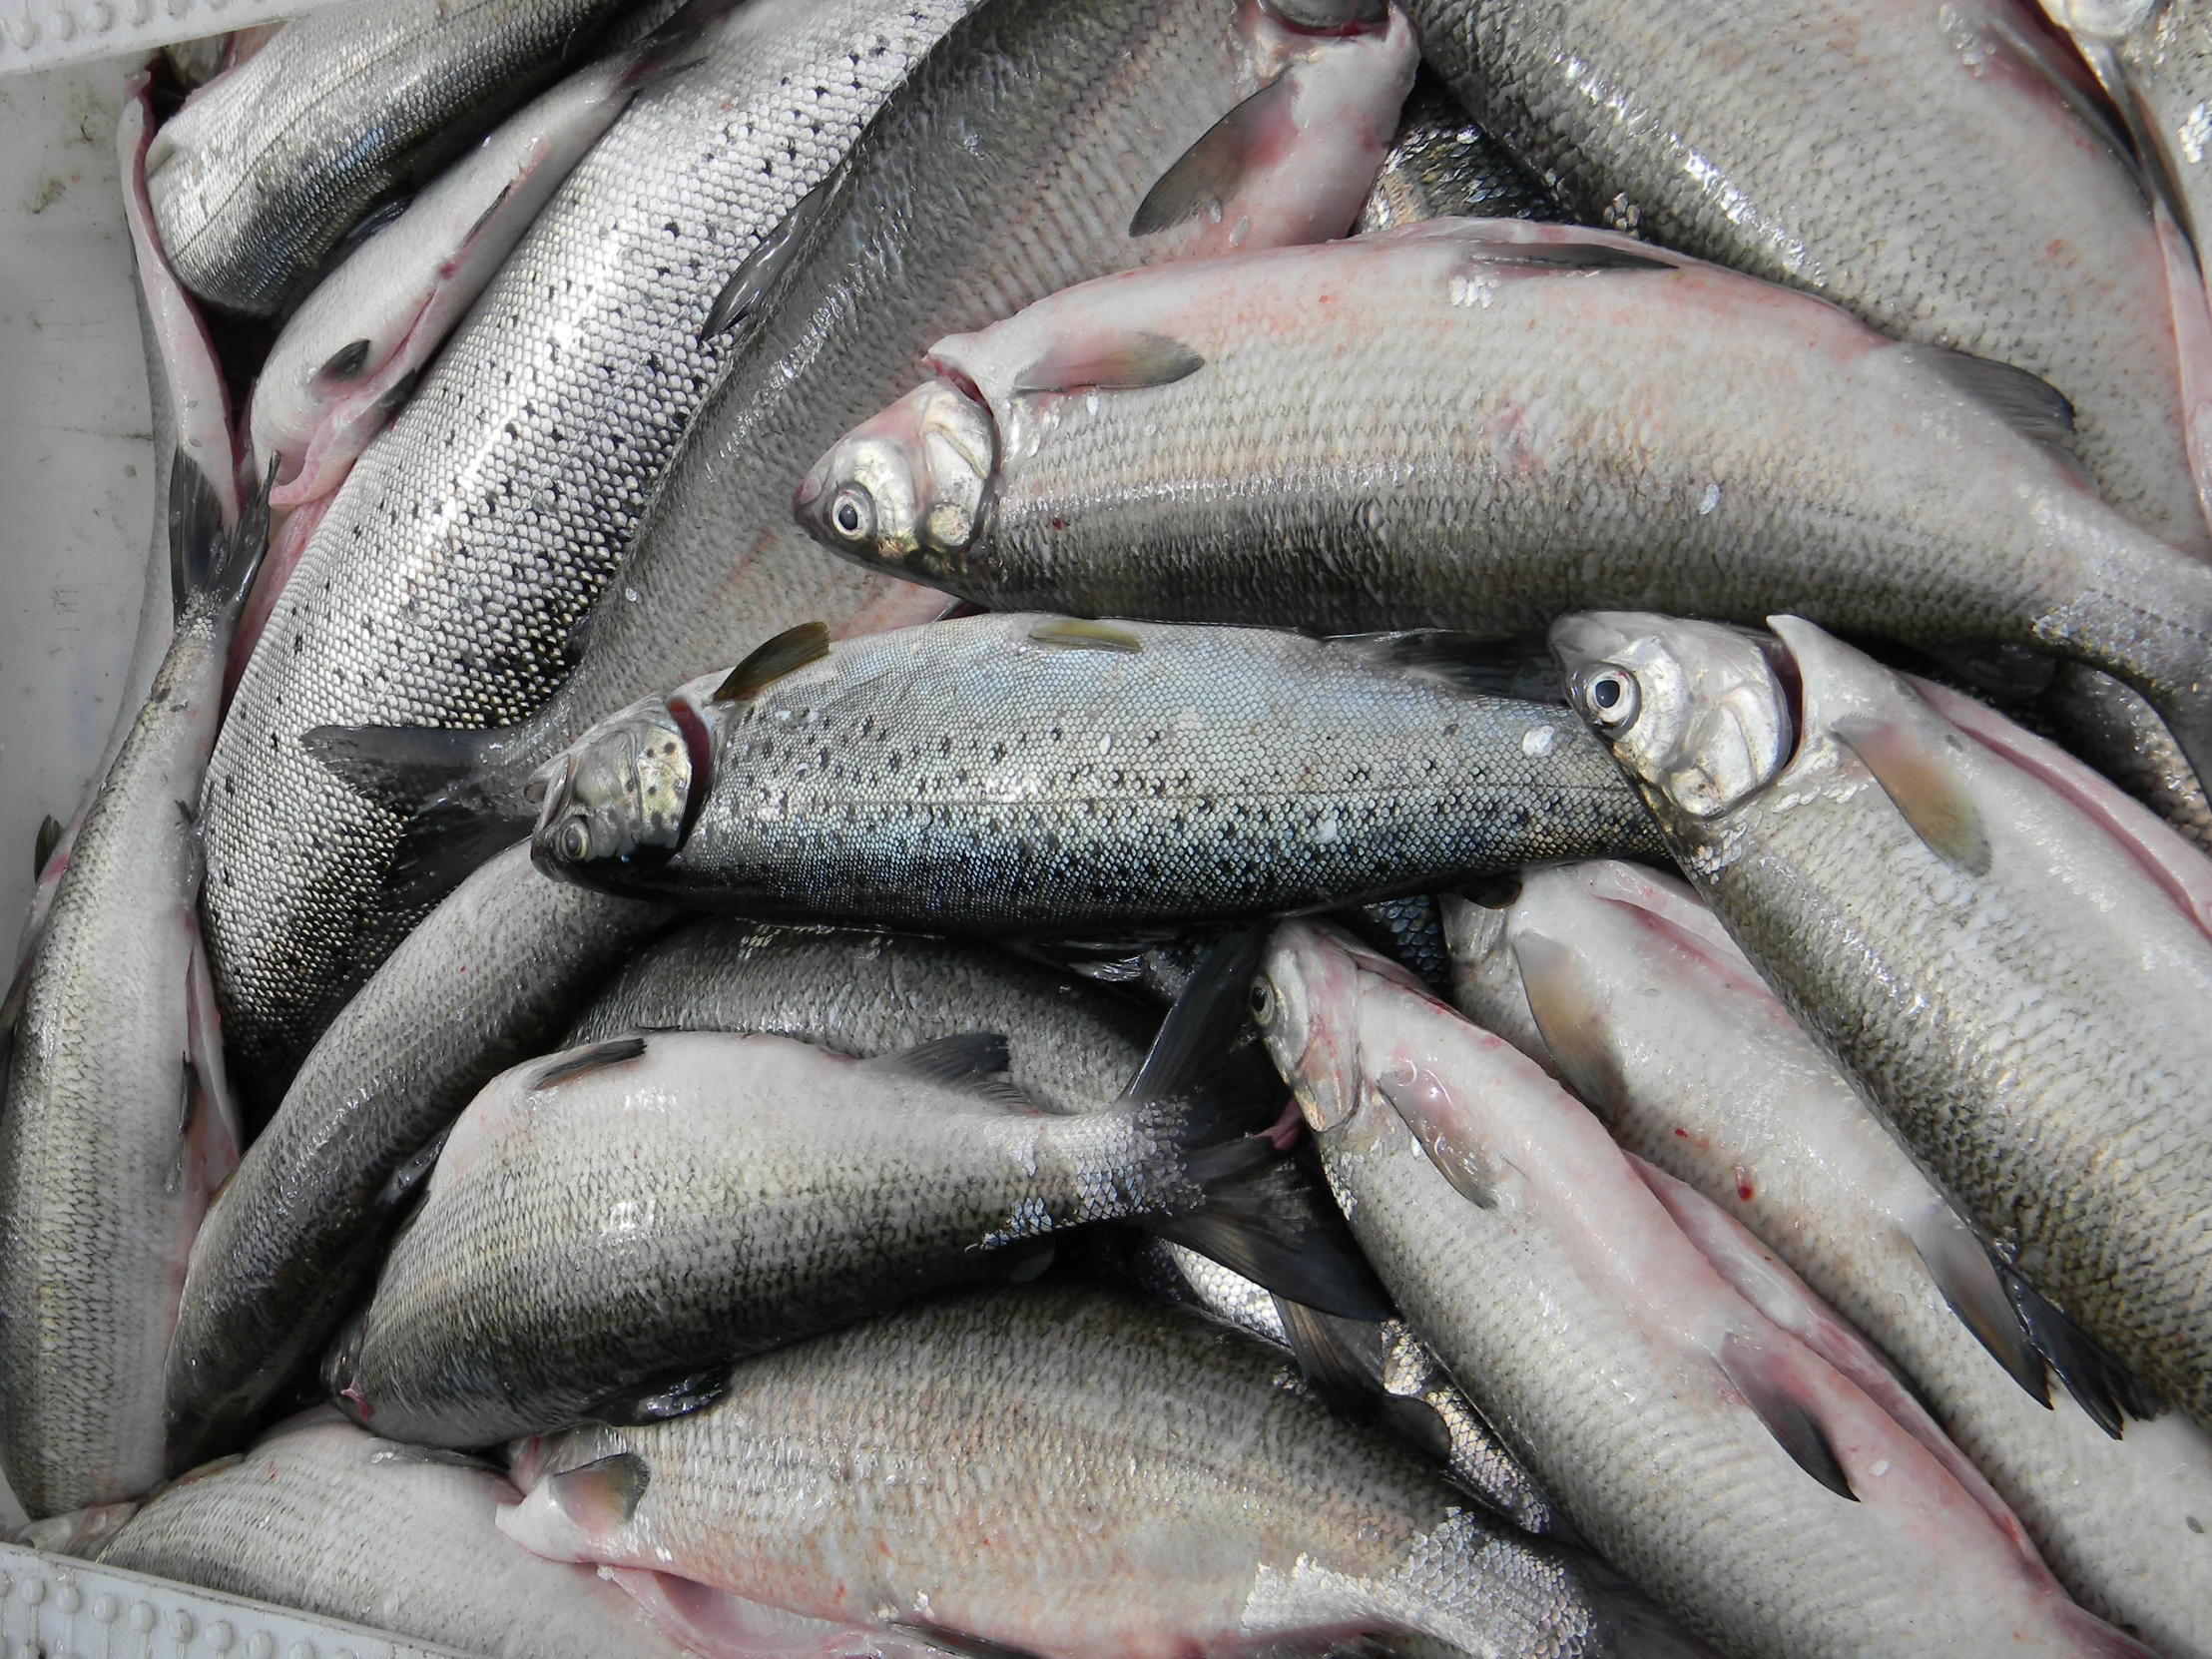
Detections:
830,485,874,543
557,820,591,861
1249,979,1276,1024
1576,666,1641,730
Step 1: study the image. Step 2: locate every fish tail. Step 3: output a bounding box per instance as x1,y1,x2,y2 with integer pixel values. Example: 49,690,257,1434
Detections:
171,449,273,627
298,722,532,906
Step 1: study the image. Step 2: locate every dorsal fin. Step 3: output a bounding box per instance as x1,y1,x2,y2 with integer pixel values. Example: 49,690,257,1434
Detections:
712,621,830,703
863,1032,1025,1102
1334,631,1565,702
1916,345,2076,442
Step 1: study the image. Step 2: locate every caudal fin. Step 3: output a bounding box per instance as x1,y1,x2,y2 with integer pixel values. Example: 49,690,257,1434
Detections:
172,453,272,626
300,722,530,906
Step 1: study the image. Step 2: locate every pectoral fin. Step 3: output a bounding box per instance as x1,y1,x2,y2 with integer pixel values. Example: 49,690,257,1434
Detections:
1833,715,1992,875
1716,1333,1856,1501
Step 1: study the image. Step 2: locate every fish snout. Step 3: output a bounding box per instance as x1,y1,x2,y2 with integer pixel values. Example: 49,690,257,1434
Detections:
1254,919,1369,1133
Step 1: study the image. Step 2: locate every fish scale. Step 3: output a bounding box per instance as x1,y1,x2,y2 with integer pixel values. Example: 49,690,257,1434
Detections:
530,615,1666,929
202,0,981,1095
1401,0,2208,556
497,1286,1656,1658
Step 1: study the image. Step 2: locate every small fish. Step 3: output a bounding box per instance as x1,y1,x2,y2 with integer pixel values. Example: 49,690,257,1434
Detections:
524,614,1663,931
1255,917,2156,1658
1442,860,2212,1657
797,219,2212,797
164,843,672,1472
145,0,637,315
1552,610,2212,1433
96,1408,696,1658
497,1284,1699,1658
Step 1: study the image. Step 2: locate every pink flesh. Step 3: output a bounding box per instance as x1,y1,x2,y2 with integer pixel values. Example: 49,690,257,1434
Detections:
118,77,239,529
1904,671,2212,942
1629,1155,2038,1560
2154,197,2212,551
1279,918,2104,1631
226,491,332,710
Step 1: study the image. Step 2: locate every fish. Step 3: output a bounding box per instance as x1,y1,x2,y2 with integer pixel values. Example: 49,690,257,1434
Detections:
795,218,2212,798
524,614,1665,929
321,984,1358,1446
1398,0,2209,555
562,918,1160,1114
230,12,729,700
264,0,1417,1088
2040,664,2212,849
0,453,268,1517
144,0,639,316
163,842,673,1472
1440,861,2212,1657
496,1283,1700,1659
1551,610,2212,1433
1254,916,2156,1658
95,1408,698,1658
202,0,988,1099
1356,65,1563,233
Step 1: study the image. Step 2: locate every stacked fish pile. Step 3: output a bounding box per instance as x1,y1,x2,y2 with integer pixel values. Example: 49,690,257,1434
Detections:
6,0,2212,1652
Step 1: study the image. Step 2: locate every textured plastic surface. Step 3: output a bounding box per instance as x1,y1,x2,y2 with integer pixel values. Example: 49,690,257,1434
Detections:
0,1542,473,1657
0,0,351,78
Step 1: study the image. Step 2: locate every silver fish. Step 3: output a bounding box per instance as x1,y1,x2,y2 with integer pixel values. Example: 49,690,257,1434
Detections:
145,0,637,315
251,0,1415,1106
1255,918,2154,1658
798,218,2212,797
1551,610,2212,1432
164,843,671,1471
496,1283,1691,1659
324,1021,1312,1446
96,1408,694,1658
1443,860,2212,1657
202,0,985,1100
526,614,1664,929
564,918,1159,1113
1357,66,1563,233
0,457,266,1519
1400,0,2208,554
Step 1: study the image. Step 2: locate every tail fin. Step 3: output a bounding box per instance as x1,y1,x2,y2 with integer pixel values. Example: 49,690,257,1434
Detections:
1580,1559,1725,1659
172,452,273,625
300,722,530,907
1144,1151,1391,1321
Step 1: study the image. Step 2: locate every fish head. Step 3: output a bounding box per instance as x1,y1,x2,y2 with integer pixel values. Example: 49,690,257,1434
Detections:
1256,917,1429,1133
529,693,701,874
1551,611,1794,832
795,377,997,584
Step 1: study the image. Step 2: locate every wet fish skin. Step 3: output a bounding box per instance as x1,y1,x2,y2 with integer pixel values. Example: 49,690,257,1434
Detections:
1448,860,2212,1657
364,0,1417,818
96,1409,694,1659
0,458,265,1518
1400,0,2206,554
497,1284,1673,1659
164,843,672,1473
799,219,2212,794
527,615,1665,930
1357,65,1563,233
1255,917,2154,1659
204,0,985,1101
326,1026,1278,1446
564,918,1158,1113
1553,610,2212,1432
146,0,634,316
